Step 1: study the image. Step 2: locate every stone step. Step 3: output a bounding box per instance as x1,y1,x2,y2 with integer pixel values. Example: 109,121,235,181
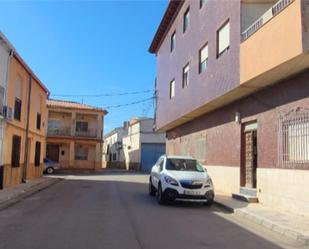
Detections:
239,187,257,196
232,193,259,203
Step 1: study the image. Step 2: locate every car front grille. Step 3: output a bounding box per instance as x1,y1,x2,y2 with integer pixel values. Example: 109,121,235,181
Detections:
180,180,203,189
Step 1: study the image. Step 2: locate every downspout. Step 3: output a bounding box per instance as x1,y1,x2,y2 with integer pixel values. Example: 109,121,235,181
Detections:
22,74,32,183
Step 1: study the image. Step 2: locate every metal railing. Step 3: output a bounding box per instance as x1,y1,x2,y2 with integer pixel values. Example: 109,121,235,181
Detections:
75,129,98,138
47,127,71,136
241,0,294,41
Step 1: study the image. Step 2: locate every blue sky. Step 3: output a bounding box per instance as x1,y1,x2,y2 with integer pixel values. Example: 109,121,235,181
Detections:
0,0,167,133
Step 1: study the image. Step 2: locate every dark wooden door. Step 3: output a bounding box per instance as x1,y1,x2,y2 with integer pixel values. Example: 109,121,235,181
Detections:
46,144,60,162
244,130,257,188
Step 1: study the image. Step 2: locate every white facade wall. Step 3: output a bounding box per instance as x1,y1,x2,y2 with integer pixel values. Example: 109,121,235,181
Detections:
0,39,11,166
122,119,166,169
103,127,126,163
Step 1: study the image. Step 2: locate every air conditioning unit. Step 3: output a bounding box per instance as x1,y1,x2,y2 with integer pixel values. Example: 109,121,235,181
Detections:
3,106,13,121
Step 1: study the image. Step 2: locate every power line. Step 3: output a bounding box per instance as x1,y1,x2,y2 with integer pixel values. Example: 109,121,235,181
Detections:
104,97,154,109
51,89,153,98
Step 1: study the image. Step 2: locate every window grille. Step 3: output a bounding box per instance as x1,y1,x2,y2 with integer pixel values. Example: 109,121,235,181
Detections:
278,107,309,168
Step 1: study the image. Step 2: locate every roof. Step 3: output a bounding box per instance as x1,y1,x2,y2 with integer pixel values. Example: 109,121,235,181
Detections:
0,31,50,95
104,127,123,139
129,117,153,126
47,99,108,114
149,0,184,54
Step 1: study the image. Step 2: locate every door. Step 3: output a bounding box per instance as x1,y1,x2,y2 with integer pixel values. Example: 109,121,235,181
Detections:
141,143,166,173
241,123,258,188
46,144,60,162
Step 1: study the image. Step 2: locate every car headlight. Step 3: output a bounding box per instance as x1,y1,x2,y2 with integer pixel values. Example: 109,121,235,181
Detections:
164,175,179,186
205,177,213,187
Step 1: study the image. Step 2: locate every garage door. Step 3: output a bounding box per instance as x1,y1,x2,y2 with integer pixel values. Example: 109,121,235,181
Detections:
141,143,166,173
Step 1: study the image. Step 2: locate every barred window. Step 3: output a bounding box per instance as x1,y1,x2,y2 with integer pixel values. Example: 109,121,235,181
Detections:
279,108,309,167
75,146,88,160
195,137,206,161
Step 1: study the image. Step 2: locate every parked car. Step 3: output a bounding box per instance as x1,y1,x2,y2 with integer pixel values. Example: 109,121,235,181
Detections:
149,155,214,206
44,158,60,174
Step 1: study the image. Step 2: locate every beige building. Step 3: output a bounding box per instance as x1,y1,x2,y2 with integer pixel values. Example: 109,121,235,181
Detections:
1,37,49,189
46,99,107,171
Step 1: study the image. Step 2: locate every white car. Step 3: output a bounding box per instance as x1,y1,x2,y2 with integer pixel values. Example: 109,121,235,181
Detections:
44,158,60,174
149,155,214,206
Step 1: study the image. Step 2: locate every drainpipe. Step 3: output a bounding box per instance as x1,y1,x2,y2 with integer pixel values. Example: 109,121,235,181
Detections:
22,74,32,183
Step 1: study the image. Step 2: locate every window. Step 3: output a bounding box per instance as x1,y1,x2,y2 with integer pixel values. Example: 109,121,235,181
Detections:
183,7,190,33
200,0,208,8
170,31,176,52
169,79,175,99
112,153,117,161
34,141,41,166
195,137,206,161
75,146,88,160
14,98,22,121
11,135,21,167
36,113,41,130
278,108,309,167
76,121,88,132
199,43,208,73
217,20,230,57
182,63,190,88
48,119,60,129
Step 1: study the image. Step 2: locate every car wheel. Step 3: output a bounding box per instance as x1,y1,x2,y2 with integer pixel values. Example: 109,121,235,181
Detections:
149,178,156,196
204,197,214,207
46,167,54,174
157,183,166,205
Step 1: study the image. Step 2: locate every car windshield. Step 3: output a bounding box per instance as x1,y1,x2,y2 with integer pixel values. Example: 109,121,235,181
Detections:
165,158,204,172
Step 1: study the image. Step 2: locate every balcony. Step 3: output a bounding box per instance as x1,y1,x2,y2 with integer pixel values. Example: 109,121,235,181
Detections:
47,127,71,137
75,129,98,138
240,0,308,87
241,0,295,41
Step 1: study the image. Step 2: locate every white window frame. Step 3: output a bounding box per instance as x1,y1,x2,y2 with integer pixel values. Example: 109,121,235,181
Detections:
170,79,175,99
182,63,190,88
199,43,208,73
217,20,230,57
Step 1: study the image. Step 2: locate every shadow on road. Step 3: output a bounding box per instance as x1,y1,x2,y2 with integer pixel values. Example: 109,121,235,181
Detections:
0,174,291,249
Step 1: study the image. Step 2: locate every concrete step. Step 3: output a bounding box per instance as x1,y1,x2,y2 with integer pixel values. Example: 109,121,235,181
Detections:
232,193,259,203
239,187,257,196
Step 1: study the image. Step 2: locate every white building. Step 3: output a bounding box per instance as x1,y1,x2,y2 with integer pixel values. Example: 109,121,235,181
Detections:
104,118,166,171
122,118,166,171
0,32,14,189
103,126,127,169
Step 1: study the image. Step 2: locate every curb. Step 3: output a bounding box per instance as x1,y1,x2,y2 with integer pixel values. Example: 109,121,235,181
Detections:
214,200,309,247
0,178,62,211
213,200,234,213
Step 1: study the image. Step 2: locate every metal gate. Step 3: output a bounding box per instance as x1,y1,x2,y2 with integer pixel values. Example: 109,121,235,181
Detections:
141,143,165,172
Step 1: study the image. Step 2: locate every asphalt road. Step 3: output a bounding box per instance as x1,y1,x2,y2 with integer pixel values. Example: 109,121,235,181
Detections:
0,172,303,249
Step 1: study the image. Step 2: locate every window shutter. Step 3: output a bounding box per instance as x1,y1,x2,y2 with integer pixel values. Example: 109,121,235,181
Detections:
35,142,41,166
201,45,208,62
15,76,22,99
184,64,190,73
218,22,230,55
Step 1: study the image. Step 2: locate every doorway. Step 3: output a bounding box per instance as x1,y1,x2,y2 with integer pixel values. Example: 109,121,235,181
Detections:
241,123,258,189
46,144,60,162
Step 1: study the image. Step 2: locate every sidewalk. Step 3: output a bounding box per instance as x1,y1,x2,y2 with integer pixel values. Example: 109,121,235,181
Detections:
0,176,61,211
214,192,309,246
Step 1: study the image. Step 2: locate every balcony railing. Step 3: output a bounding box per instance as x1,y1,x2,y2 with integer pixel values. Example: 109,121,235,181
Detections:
241,0,294,41
75,129,98,138
48,127,71,136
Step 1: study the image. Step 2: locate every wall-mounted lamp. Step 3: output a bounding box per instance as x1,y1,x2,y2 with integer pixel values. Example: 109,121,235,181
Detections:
235,112,241,124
